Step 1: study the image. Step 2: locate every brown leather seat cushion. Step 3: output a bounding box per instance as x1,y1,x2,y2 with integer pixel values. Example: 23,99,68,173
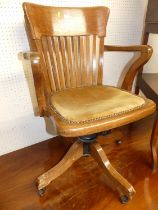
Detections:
50,86,146,123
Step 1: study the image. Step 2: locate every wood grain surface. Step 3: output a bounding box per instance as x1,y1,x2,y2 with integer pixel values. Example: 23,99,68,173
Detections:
0,116,158,210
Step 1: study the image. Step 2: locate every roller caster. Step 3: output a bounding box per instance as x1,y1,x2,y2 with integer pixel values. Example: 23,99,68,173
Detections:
38,187,46,197
115,139,122,145
120,195,129,204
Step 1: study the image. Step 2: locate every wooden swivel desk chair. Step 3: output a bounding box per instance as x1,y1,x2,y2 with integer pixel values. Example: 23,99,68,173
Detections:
136,0,158,171
22,3,156,203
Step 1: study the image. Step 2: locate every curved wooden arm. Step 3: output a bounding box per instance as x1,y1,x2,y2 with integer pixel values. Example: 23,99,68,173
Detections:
22,51,40,64
104,45,153,91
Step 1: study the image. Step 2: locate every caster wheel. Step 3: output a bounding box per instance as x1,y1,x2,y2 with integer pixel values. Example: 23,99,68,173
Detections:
120,195,129,204
38,188,46,197
115,139,122,145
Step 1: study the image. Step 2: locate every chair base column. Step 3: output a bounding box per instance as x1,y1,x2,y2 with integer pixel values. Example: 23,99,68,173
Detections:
37,135,136,203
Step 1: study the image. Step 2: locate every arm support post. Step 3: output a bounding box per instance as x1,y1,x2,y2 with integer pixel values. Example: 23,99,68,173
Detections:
22,51,47,116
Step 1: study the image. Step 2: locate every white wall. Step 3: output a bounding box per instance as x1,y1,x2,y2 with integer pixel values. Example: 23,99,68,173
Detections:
0,0,149,156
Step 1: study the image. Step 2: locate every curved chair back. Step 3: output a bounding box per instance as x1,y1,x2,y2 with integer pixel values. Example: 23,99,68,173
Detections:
23,3,109,94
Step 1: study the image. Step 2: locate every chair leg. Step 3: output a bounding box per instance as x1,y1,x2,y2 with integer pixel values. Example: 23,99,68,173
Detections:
37,140,83,194
37,137,136,202
91,141,136,202
151,112,158,171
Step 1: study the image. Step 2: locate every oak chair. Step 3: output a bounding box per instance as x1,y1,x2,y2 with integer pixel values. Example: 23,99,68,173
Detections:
22,3,156,203
135,0,158,171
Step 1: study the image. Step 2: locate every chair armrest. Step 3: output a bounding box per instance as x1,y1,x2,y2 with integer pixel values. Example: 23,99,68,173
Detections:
21,51,47,116
104,45,153,91
22,51,40,64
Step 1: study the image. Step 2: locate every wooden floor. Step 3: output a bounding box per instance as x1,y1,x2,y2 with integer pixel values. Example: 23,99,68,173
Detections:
0,116,158,210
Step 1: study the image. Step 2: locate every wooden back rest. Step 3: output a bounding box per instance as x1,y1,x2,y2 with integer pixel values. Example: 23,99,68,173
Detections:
23,3,109,113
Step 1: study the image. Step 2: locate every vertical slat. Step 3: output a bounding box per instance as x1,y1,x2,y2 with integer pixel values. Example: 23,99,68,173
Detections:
89,35,94,85
41,37,56,92
80,36,86,85
70,36,76,87
47,37,60,91
35,39,52,95
53,36,65,90
66,37,75,87
46,46,56,92
83,36,87,85
92,35,97,85
95,36,100,85
86,35,91,86
73,36,81,87
41,38,56,92
97,37,104,85
59,36,71,88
